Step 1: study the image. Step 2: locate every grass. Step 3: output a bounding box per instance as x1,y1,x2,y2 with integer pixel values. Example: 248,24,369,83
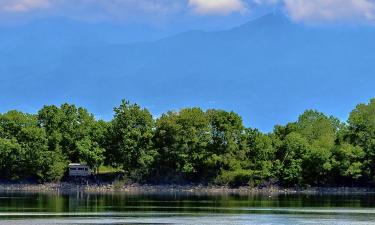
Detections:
97,165,123,174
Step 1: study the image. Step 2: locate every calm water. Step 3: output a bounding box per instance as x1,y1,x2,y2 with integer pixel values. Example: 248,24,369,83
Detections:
1,191,375,224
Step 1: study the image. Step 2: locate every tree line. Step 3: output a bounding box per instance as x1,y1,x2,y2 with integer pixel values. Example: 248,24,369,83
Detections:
0,98,375,187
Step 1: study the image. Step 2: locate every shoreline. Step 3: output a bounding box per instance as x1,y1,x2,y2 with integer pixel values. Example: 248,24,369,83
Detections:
0,182,374,195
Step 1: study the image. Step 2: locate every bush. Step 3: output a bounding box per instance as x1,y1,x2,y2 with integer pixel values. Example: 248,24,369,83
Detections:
39,151,67,182
215,169,253,187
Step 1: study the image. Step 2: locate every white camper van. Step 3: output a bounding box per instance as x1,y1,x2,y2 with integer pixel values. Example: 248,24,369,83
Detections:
68,163,92,177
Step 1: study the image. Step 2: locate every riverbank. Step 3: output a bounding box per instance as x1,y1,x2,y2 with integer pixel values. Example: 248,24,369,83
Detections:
0,182,374,195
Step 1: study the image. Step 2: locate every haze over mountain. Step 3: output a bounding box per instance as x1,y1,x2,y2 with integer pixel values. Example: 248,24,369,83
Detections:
1,13,375,131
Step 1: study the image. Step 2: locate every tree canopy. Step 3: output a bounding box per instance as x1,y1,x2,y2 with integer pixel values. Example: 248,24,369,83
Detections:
0,99,375,187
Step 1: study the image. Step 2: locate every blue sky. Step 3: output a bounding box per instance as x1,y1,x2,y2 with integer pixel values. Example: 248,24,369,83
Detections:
1,0,375,131
1,0,375,27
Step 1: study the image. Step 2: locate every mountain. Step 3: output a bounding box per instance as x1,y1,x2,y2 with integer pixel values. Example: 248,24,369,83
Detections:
1,13,375,131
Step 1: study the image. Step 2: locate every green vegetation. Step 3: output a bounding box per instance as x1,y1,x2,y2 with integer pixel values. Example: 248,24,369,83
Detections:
1,99,375,187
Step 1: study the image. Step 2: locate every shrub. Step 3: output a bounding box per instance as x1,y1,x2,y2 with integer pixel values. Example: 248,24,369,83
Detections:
215,169,253,187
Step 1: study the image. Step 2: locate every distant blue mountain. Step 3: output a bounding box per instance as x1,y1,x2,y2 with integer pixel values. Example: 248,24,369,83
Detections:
1,13,375,131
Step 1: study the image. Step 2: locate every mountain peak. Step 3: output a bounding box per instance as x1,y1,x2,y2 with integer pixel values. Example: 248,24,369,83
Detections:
258,11,290,24
234,12,291,32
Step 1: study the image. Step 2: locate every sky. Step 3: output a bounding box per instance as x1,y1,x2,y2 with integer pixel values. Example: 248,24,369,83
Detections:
1,0,375,27
1,0,375,131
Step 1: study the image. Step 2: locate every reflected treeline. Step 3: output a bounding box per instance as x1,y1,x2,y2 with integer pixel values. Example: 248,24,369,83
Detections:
0,192,374,214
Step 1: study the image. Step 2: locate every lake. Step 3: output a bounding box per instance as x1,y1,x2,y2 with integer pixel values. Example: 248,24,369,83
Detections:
1,191,375,224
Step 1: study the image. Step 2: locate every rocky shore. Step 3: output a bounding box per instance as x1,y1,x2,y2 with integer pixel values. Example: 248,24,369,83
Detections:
0,182,374,195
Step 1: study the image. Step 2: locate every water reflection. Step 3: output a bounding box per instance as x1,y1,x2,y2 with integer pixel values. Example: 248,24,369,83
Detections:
1,191,375,224
1,191,375,213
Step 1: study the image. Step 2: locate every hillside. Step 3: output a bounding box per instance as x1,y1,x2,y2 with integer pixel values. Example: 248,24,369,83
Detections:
1,13,375,130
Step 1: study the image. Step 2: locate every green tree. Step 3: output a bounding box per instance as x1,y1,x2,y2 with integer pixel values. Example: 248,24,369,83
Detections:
107,100,155,181
331,143,364,183
274,132,308,186
76,138,105,173
38,104,105,165
153,108,211,182
0,137,24,179
0,110,65,181
347,98,375,182
205,109,250,186
244,128,275,185
273,110,340,186
1,99,375,187
39,149,67,181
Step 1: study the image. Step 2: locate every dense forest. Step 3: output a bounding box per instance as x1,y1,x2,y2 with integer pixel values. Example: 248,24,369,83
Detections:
0,98,375,187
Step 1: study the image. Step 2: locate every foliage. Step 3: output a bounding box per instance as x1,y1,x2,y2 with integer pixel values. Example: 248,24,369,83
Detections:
0,110,64,181
152,108,211,182
331,143,364,181
215,169,253,187
273,110,341,186
347,99,375,182
107,100,155,181
0,98,375,187
76,138,105,172
244,128,275,182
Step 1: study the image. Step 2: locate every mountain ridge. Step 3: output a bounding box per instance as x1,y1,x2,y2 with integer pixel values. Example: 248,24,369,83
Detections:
1,14,375,131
